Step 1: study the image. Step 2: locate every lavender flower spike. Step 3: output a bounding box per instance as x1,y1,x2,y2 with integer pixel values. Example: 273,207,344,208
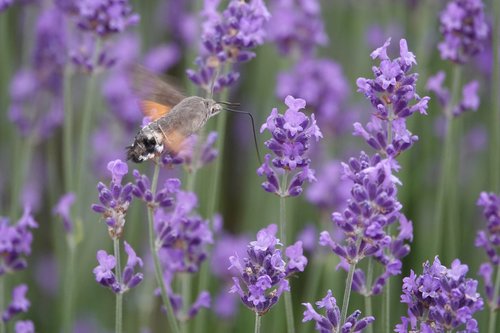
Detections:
2,284,30,322
258,95,322,197
229,224,307,315
302,290,374,333
396,256,483,333
438,0,489,63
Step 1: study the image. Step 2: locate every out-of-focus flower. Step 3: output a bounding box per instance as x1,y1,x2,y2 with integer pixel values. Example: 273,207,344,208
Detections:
187,0,270,92
161,132,219,171
93,241,144,293
91,160,134,239
53,192,76,234
453,80,480,116
476,192,500,310
14,320,35,333
258,95,322,197
438,0,488,63
267,0,327,56
302,290,375,332
396,256,483,333
0,208,38,276
75,0,139,36
229,224,307,315
426,71,450,107
355,38,429,158
276,58,350,135
2,285,30,322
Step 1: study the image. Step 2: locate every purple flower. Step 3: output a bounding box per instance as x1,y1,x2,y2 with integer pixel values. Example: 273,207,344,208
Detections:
276,58,351,135
91,159,134,239
53,193,76,233
356,38,429,158
156,190,213,274
75,0,139,36
438,0,488,63
229,224,306,315
453,80,480,116
426,71,450,107
0,208,38,276
93,241,143,293
258,95,322,197
131,170,180,208
302,290,375,332
2,285,30,322
187,0,270,92
267,0,328,56
397,256,483,333
14,320,34,333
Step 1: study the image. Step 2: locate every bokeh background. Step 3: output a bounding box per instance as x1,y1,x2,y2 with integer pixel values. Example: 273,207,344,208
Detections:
0,0,498,332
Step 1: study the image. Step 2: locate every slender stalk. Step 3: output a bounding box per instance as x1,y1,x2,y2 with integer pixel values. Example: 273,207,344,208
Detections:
488,265,500,333
76,41,101,212
491,0,500,193
254,313,262,333
279,174,295,333
0,276,5,333
61,237,76,333
63,67,75,191
433,66,462,259
9,134,35,219
383,276,390,332
340,261,357,326
114,238,123,333
148,163,180,333
364,259,374,333
181,273,191,333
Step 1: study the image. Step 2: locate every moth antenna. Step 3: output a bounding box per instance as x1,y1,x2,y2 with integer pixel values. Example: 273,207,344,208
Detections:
223,107,262,165
219,101,241,107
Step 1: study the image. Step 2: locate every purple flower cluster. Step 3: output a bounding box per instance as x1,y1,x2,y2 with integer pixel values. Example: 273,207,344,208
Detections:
93,241,144,293
91,160,133,239
355,38,429,158
476,192,500,310
438,0,488,63
2,284,30,323
131,171,179,208
426,71,480,117
302,290,375,333
257,95,322,197
75,0,139,36
0,208,38,275
396,257,483,333
156,190,213,273
320,153,412,295
229,224,307,315
187,0,270,92
53,192,76,234
14,320,35,333
267,0,328,56
276,58,351,135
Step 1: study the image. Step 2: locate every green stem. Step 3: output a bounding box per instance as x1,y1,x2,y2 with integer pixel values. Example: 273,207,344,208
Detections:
364,259,374,333
491,0,500,192
63,67,75,192
254,313,262,333
433,66,462,259
76,41,101,213
383,278,390,332
340,261,357,326
488,265,500,333
114,238,123,333
9,134,35,219
148,163,180,333
0,276,5,333
280,174,295,333
61,237,76,333
181,273,191,333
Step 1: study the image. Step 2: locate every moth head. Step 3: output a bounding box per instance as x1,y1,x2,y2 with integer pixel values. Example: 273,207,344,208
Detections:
205,99,222,118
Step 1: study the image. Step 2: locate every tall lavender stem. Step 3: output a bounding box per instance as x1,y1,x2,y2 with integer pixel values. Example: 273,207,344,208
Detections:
254,313,261,333
280,174,295,333
434,66,462,260
76,41,101,210
488,265,500,333
364,259,374,333
0,276,4,333
340,260,357,326
491,0,500,193
61,237,77,333
63,67,74,191
148,163,180,333
113,238,123,333
181,273,191,333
